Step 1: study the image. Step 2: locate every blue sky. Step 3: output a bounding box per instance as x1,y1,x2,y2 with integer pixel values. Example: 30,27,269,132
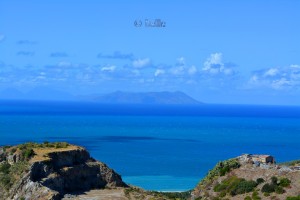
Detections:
0,0,300,104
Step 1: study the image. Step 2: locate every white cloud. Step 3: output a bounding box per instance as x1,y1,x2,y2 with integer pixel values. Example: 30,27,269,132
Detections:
264,68,279,77
170,66,185,75
101,65,116,72
167,58,198,76
154,69,165,77
202,53,235,76
272,78,291,89
206,53,222,65
132,58,151,68
249,65,300,90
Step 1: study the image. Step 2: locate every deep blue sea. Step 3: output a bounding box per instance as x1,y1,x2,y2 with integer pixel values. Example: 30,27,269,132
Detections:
1,100,300,191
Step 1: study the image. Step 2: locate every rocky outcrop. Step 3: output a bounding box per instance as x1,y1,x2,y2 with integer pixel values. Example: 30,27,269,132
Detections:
0,143,127,200
192,155,300,200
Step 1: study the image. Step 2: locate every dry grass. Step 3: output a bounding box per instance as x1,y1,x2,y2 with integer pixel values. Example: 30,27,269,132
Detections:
30,145,82,163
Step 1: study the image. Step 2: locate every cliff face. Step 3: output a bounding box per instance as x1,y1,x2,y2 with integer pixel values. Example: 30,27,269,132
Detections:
0,143,127,200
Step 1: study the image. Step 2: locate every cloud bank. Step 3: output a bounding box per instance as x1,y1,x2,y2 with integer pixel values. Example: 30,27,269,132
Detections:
249,65,300,90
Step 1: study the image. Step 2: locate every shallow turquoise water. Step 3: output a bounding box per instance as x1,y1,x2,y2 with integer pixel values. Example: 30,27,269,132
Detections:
0,101,300,191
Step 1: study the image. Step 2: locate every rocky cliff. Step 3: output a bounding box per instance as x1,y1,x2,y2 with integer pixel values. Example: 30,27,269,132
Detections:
0,142,127,200
1,143,300,200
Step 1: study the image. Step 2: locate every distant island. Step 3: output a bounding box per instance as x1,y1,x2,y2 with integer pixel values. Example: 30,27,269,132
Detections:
81,91,202,105
0,88,202,105
1,142,300,200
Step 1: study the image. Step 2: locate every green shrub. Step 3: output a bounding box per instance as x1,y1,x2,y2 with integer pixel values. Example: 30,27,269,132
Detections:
9,161,29,176
279,177,291,187
275,186,284,194
22,148,35,160
16,142,70,150
220,165,230,176
10,148,17,154
264,192,270,197
271,176,278,185
261,183,276,193
234,180,257,194
0,162,11,174
0,174,13,189
204,159,241,181
286,196,300,200
252,191,258,196
157,191,191,199
219,191,226,197
252,191,261,200
214,176,257,196
256,178,264,185
244,196,252,200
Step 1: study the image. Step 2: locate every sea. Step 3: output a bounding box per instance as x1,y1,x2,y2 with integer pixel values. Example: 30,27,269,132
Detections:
0,100,300,191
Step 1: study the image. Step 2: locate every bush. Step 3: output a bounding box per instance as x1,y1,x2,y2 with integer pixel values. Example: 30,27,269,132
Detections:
271,176,278,185
256,178,264,185
157,191,191,199
244,196,252,200
275,186,284,194
214,176,257,196
206,159,241,180
286,197,300,200
9,161,29,176
220,165,230,176
264,192,270,196
252,191,261,200
234,180,257,194
253,196,261,200
219,191,226,197
0,174,13,189
279,177,291,187
261,183,276,193
0,162,11,174
10,148,17,154
22,148,35,160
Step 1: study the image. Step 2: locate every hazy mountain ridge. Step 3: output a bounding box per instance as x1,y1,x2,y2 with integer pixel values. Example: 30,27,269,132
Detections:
86,91,202,105
0,88,201,104
0,87,74,101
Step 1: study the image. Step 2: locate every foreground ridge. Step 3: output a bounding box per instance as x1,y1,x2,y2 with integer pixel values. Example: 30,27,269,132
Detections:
192,154,300,200
1,143,300,200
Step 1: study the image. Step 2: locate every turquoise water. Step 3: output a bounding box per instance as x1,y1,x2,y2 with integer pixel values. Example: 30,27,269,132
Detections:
0,101,300,191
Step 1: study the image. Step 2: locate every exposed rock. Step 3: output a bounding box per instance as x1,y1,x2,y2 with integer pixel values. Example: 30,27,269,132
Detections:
0,142,127,200
2,144,300,200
